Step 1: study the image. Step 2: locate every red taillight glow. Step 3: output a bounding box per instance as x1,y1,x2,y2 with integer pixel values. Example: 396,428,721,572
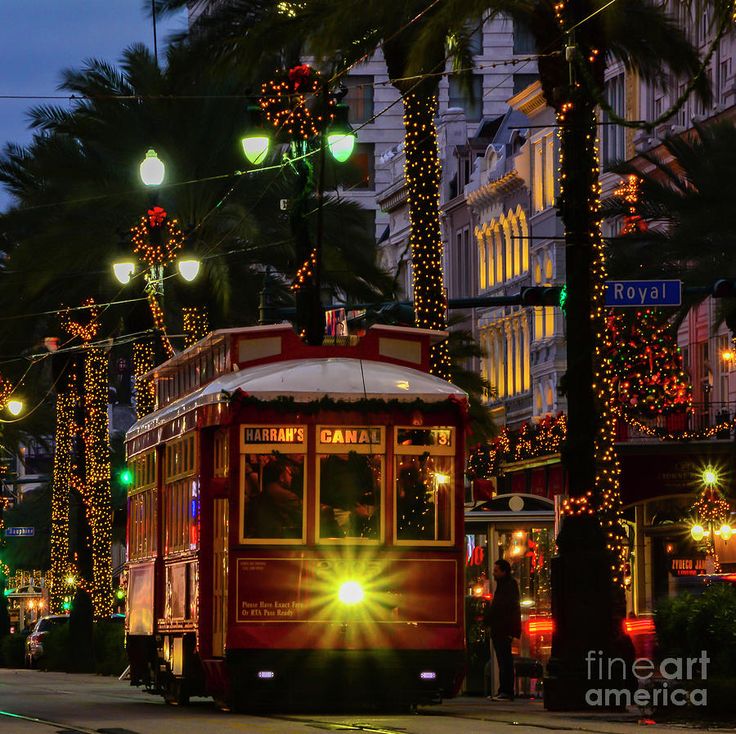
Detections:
624,618,655,636
527,617,554,635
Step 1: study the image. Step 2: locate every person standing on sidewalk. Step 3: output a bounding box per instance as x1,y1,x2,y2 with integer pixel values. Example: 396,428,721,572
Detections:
484,559,522,701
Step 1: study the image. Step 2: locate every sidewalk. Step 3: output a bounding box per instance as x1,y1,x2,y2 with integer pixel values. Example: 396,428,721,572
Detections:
431,696,736,733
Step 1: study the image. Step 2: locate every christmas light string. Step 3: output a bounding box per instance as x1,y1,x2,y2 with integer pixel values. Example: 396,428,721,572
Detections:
182,307,210,348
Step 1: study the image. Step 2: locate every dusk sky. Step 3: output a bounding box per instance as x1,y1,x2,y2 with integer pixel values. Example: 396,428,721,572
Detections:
0,1,187,207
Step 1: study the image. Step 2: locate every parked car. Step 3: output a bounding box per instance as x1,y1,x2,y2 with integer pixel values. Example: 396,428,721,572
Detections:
25,615,68,667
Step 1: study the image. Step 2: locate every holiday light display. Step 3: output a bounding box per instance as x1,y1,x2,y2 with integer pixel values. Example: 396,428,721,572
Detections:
690,485,732,573
292,247,318,294
467,414,567,479
0,377,13,409
606,309,692,418
556,77,627,583
402,91,450,379
61,298,100,343
131,207,184,267
55,300,113,618
614,175,648,236
147,293,174,359
133,340,156,418
183,307,210,348
260,64,335,140
49,371,76,613
83,345,113,619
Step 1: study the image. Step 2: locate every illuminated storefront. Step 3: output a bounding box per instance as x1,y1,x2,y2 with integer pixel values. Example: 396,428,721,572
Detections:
464,494,554,696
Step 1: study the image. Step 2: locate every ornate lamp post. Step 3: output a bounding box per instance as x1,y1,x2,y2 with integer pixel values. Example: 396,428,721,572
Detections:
241,64,356,346
113,150,202,416
689,467,733,571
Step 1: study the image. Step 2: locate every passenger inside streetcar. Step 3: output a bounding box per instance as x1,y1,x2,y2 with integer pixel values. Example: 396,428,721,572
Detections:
243,455,304,539
319,452,380,539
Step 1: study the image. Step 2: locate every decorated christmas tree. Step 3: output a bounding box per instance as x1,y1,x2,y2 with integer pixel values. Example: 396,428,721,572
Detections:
605,309,691,418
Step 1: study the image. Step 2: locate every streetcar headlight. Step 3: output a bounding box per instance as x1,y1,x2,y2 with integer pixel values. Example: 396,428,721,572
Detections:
338,580,365,605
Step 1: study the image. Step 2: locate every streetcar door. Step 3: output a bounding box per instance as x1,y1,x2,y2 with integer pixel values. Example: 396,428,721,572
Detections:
212,498,229,657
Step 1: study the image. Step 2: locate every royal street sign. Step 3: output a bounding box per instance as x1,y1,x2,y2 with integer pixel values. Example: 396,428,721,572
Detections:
5,527,34,537
605,280,682,308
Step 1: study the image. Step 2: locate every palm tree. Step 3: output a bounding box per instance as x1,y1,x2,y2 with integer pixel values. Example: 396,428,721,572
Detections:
413,0,723,707
605,121,736,331
0,42,395,361
155,0,463,379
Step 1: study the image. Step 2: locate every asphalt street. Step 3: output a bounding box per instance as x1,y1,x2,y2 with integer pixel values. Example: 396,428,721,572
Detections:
0,670,733,734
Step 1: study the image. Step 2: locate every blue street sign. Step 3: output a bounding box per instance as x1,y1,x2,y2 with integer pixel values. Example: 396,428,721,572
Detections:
5,527,34,537
605,280,682,308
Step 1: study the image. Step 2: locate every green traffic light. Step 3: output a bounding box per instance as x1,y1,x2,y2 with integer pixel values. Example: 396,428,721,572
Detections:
559,284,568,314
119,468,134,487
115,588,125,600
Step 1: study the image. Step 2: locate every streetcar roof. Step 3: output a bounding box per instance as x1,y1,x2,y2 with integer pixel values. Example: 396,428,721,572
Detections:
127,357,467,441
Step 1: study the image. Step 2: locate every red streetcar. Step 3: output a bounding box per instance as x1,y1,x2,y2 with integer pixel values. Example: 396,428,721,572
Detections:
124,324,468,708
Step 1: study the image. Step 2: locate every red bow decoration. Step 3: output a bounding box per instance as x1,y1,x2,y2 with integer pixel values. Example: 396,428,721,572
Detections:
147,206,167,228
288,64,312,90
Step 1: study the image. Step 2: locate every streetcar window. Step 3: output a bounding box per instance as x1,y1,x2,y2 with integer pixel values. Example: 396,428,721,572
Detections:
395,455,454,544
214,429,229,478
318,453,382,541
241,454,305,541
167,563,187,619
164,478,200,553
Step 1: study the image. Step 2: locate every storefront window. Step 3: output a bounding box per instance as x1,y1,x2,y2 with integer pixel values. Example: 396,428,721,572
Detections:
242,454,305,541
498,527,555,671
395,427,455,544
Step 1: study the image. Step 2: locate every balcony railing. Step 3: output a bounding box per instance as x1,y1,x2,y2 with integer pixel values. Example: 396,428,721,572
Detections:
616,402,735,442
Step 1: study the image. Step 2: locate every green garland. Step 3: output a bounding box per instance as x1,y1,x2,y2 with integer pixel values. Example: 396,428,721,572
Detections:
227,391,467,416
468,414,567,479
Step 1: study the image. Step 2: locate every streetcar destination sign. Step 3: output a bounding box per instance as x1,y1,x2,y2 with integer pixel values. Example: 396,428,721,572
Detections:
605,280,681,307
5,527,34,537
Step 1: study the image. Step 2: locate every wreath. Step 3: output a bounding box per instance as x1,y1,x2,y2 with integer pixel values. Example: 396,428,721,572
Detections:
130,206,184,267
62,297,100,343
259,64,335,140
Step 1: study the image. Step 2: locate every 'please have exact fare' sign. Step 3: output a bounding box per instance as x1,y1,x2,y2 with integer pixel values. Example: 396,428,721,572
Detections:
604,280,682,308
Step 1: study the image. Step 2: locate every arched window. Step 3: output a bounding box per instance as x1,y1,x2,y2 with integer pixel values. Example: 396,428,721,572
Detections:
534,259,542,285
493,224,504,284
544,255,553,282
516,206,530,272
477,228,487,290
502,214,513,280
509,210,521,277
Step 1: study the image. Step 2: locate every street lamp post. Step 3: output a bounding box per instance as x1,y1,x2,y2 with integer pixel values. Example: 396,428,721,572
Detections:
689,468,733,568
0,395,24,636
114,150,202,416
113,149,202,346
241,66,356,346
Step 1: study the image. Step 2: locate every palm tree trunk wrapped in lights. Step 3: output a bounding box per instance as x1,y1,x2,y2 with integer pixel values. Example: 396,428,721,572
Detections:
402,88,451,380
133,340,156,419
183,307,210,348
49,365,77,613
59,300,114,619
83,344,114,620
